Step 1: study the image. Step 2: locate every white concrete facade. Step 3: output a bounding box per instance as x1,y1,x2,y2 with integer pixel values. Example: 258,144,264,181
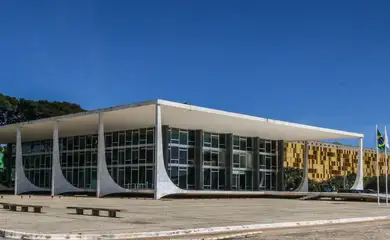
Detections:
0,100,364,198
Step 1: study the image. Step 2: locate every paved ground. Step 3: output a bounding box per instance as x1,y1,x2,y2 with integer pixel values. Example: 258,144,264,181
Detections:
0,195,389,235
242,220,390,240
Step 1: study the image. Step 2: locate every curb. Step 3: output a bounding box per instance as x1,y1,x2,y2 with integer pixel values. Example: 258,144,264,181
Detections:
1,215,390,240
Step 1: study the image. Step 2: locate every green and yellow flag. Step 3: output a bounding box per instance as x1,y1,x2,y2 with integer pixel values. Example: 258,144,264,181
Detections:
377,129,386,151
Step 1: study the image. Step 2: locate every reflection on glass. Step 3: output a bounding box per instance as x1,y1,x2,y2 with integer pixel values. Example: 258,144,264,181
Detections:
180,131,187,145
105,128,155,190
168,128,196,190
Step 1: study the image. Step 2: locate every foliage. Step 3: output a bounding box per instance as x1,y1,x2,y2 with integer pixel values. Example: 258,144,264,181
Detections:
0,93,85,187
0,93,85,126
284,167,362,192
364,176,390,193
284,167,302,190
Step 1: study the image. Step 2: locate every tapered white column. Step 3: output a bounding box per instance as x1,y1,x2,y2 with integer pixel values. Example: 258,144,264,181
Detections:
15,127,41,194
351,137,364,190
295,141,309,192
154,103,184,199
14,127,21,195
51,121,86,195
51,121,59,196
154,104,163,199
97,113,105,197
97,112,133,197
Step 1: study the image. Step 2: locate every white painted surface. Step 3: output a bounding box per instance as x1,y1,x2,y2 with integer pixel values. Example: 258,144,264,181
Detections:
0,100,363,143
1,215,389,240
351,137,364,190
14,127,44,194
51,121,88,196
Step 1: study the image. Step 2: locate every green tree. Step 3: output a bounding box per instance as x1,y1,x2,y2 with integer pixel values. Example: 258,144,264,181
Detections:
0,93,85,187
0,93,85,126
284,167,303,191
284,167,361,192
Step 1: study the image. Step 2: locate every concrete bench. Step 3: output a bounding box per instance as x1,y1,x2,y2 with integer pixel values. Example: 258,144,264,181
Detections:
66,206,121,218
0,202,10,209
7,204,43,213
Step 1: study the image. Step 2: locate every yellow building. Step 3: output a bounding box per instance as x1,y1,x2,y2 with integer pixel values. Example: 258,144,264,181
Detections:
284,141,387,181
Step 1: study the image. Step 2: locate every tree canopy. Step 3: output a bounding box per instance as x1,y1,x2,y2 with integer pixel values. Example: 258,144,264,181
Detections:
0,93,85,126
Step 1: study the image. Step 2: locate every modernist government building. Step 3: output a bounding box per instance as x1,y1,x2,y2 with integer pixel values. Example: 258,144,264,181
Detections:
0,100,366,199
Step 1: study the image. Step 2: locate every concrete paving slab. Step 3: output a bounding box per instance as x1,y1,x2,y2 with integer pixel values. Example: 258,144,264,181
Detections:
0,195,388,234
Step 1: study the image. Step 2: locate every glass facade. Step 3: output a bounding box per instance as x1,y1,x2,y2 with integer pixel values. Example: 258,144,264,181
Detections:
10,125,280,193
166,128,195,190
259,139,278,190
12,127,156,190
59,134,98,189
12,140,53,189
203,132,226,190
232,135,253,191
165,129,279,191
105,128,155,190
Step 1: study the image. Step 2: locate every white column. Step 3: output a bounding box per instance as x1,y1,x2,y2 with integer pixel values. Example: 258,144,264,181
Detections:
14,127,44,195
97,112,105,197
51,121,59,196
14,127,22,195
96,111,130,197
295,141,309,192
351,137,364,190
154,103,184,199
51,121,86,195
154,104,162,199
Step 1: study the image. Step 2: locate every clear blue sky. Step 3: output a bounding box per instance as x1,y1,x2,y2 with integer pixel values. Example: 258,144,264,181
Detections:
0,0,389,147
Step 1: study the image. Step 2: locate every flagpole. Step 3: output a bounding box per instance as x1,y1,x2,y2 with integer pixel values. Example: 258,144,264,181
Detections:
385,126,388,206
376,125,380,206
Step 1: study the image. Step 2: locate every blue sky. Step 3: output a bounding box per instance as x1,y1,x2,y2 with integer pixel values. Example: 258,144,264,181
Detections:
0,0,389,147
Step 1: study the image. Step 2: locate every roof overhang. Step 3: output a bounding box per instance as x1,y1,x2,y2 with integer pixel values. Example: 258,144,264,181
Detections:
0,99,363,143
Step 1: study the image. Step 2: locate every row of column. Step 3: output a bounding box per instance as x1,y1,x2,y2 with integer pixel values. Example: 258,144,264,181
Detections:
14,112,147,197
14,122,287,195
12,103,365,197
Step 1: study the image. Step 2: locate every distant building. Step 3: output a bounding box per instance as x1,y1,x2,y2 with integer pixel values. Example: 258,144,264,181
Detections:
285,141,380,181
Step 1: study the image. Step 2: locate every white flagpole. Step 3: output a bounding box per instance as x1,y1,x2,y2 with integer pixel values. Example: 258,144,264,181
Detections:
376,125,380,206
385,126,389,206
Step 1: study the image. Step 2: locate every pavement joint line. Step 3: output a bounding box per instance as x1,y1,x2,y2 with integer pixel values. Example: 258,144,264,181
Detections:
1,215,390,240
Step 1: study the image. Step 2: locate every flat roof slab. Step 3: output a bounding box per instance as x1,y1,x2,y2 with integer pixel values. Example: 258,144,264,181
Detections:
0,99,363,143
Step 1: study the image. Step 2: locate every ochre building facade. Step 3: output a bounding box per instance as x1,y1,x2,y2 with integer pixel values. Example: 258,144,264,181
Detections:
284,141,384,181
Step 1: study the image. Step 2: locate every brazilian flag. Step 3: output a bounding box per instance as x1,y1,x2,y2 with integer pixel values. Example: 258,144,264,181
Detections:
377,129,386,151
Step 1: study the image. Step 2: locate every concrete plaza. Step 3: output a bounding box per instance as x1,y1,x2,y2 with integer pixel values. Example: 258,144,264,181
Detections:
246,220,390,240
0,195,388,235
